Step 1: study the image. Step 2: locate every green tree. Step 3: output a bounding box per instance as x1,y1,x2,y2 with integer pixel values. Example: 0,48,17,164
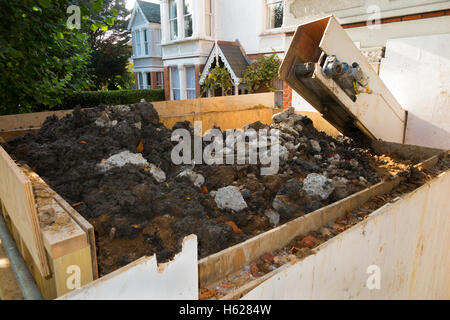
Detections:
0,0,111,114
87,0,131,90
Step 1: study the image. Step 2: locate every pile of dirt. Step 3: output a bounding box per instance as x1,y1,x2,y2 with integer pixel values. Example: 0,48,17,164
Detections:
3,102,400,276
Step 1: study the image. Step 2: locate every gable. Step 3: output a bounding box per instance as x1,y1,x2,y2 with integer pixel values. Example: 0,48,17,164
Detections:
132,9,148,28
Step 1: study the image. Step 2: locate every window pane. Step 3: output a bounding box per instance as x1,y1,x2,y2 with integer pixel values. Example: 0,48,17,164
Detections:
170,20,178,40
184,0,193,38
138,72,143,89
184,16,193,37
144,29,149,55
171,67,180,91
173,89,181,100
169,0,177,19
135,30,141,56
184,0,193,15
186,66,195,98
268,2,284,29
156,72,164,88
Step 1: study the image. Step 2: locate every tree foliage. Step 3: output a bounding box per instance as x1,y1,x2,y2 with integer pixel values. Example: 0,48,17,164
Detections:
242,53,281,93
87,0,131,90
0,0,113,114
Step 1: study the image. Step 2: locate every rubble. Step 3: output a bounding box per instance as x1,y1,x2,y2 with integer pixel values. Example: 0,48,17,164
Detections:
214,186,248,212
177,169,205,187
302,173,335,200
3,101,389,275
264,209,280,226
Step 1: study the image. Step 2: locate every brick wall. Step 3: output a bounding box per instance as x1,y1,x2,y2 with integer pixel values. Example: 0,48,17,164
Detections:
283,82,292,109
163,67,170,101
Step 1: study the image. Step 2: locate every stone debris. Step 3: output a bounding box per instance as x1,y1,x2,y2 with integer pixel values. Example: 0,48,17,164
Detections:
98,151,149,172
98,151,166,183
264,209,280,226
214,186,248,212
177,169,205,187
302,173,335,200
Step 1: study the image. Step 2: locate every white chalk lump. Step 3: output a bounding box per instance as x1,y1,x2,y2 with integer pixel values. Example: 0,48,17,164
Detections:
97,150,166,183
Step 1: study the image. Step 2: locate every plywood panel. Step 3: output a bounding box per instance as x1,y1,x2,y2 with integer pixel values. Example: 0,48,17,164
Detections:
0,146,49,276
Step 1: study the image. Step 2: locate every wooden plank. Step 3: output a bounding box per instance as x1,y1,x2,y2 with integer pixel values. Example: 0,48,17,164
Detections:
0,110,73,132
52,246,93,297
53,193,98,280
0,146,49,276
20,166,88,260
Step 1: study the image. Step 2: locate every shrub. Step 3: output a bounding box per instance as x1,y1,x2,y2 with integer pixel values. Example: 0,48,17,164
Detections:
59,89,165,109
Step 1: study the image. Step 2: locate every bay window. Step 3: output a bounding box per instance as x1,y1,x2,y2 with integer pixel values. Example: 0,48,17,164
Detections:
169,0,178,40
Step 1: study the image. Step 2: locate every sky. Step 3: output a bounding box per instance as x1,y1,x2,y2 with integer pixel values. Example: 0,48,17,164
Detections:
126,0,160,10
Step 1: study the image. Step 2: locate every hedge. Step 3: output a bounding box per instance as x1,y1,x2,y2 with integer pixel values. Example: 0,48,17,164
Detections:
59,89,165,110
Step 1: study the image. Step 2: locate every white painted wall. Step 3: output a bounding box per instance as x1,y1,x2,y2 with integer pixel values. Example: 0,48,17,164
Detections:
379,33,450,150
284,0,450,26
346,15,450,48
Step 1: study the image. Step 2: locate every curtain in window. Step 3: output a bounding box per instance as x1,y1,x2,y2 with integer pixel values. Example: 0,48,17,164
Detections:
185,66,196,99
171,67,181,100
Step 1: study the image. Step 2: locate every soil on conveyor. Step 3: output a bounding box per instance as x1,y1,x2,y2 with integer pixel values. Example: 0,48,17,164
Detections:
2,102,411,276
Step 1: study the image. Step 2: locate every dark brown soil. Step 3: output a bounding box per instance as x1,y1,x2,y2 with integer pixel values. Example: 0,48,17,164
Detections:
3,103,413,276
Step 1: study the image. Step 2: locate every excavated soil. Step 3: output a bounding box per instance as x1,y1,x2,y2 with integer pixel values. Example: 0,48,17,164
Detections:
2,102,418,276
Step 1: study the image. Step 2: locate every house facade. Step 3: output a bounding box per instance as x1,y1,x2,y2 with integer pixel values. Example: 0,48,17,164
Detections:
131,0,289,103
128,0,164,90
130,0,450,117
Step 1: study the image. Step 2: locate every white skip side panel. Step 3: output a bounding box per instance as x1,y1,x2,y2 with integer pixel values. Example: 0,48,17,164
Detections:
380,34,450,150
58,235,198,300
242,171,450,300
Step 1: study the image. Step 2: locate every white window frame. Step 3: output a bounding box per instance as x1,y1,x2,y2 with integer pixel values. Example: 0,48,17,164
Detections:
266,0,284,30
183,0,193,38
205,0,213,37
169,0,178,40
